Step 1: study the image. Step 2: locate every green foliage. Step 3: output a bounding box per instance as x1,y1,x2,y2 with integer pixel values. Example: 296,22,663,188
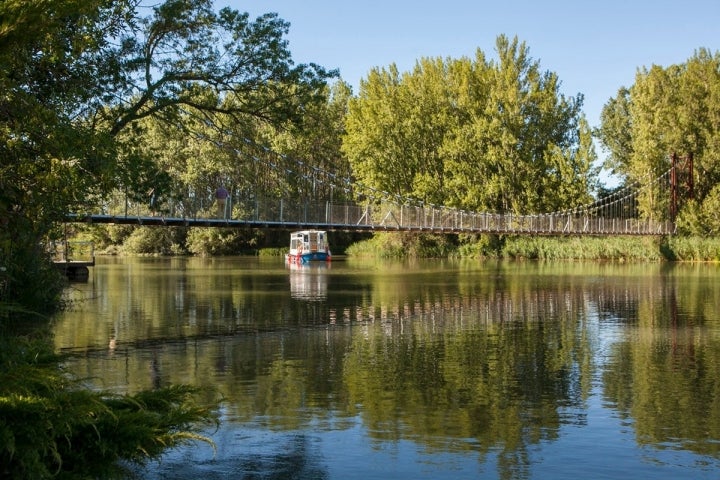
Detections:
499,236,663,261
598,48,720,229
1,0,128,316
596,87,633,178
454,234,505,258
122,227,188,256
676,185,720,236
343,61,450,203
0,332,219,479
664,236,720,261
698,185,720,234
345,233,409,259
410,234,457,258
343,35,597,213
0,2,335,475
105,2,335,136
346,233,720,263
85,225,136,252
1,0,131,231
262,81,355,203
257,247,287,257
348,233,684,262
1,0,335,312
0,242,66,320
346,233,456,259
186,227,255,256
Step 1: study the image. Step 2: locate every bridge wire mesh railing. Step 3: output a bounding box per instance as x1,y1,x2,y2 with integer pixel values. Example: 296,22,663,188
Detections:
83,138,677,235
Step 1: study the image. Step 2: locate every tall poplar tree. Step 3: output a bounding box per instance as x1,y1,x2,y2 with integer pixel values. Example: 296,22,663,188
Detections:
343,35,597,213
598,49,720,232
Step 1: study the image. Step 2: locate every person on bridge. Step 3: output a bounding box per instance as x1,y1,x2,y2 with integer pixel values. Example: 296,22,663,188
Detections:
215,185,229,218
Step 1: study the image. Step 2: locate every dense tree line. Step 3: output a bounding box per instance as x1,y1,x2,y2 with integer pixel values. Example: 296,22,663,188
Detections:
94,35,603,255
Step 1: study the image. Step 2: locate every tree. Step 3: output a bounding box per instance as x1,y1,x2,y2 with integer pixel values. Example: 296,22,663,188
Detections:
0,0,336,309
444,36,596,213
1,0,125,311
343,35,597,214
343,64,422,200
596,87,633,180
261,80,355,203
597,49,720,231
102,1,335,135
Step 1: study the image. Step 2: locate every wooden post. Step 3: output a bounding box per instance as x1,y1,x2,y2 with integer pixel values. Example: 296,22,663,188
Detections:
686,152,694,201
670,152,678,222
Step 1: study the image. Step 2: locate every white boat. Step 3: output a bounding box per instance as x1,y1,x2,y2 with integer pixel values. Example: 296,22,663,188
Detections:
285,230,331,264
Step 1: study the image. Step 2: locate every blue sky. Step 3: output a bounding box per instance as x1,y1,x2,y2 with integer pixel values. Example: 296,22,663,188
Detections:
224,1,718,181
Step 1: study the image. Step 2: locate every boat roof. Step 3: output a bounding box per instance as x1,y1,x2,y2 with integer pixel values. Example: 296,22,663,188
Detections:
290,230,326,235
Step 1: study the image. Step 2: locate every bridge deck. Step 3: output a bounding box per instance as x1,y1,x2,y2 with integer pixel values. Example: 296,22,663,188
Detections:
68,210,674,236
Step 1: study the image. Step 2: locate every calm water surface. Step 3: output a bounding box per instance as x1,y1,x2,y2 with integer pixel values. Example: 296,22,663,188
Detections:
53,256,720,479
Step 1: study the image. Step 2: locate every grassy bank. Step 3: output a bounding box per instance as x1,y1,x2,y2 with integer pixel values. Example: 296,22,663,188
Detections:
346,233,720,262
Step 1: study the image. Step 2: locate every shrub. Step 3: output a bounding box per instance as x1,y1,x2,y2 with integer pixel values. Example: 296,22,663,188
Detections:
258,247,285,257
186,227,246,256
123,227,187,255
0,332,219,479
0,244,66,319
346,233,412,259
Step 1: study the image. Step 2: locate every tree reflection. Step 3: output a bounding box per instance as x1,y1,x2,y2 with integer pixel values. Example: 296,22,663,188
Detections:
602,270,720,457
54,259,720,478
341,292,591,479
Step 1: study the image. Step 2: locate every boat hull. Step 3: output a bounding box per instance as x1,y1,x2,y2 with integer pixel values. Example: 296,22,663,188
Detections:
285,251,331,264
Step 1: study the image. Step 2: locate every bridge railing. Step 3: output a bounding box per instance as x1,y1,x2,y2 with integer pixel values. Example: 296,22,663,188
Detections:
78,191,675,235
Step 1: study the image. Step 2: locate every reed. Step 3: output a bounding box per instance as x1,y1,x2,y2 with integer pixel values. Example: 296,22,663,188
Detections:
348,233,720,262
498,236,664,261
663,236,720,262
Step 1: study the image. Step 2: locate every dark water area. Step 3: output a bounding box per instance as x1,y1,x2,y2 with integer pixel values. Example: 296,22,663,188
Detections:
53,256,720,479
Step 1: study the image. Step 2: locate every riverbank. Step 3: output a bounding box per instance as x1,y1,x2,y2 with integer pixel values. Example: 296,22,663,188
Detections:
82,223,720,262
344,233,720,262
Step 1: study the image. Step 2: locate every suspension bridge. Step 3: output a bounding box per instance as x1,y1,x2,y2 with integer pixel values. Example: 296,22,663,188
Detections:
65,142,690,237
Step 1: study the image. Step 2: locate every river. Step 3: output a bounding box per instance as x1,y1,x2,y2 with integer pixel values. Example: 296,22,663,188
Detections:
53,256,720,479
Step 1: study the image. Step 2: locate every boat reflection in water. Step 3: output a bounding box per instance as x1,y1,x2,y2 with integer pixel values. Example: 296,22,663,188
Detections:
287,261,329,301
